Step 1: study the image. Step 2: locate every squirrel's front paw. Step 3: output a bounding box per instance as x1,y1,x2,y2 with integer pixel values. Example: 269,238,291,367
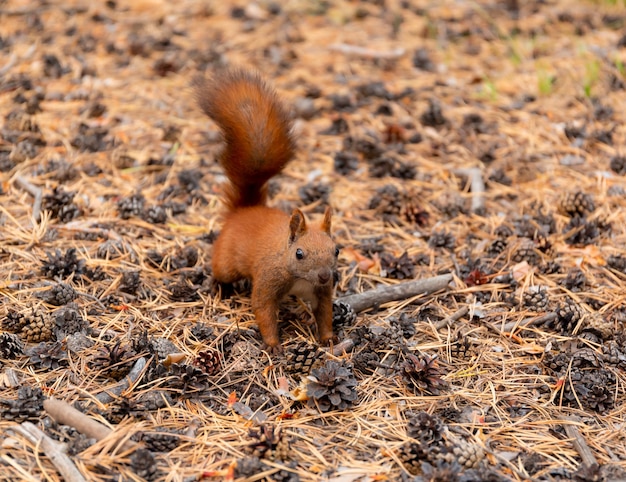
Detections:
320,334,338,346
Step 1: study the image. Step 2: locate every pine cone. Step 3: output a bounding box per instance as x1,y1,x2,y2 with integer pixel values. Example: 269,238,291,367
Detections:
107,397,145,424
66,432,95,456
150,337,178,359
273,434,294,463
400,353,448,396
511,238,539,265
566,367,615,412
117,192,145,219
334,151,359,175
486,238,507,256
443,437,485,469
194,348,222,376
332,301,356,328
2,310,28,333
562,268,586,292
380,251,415,279
522,286,549,311
42,186,81,222
91,342,136,380
420,98,447,126
166,278,199,301
0,332,24,358
369,185,402,216
540,260,562,275
39,282,78,306
607,254,626,274
451,333,471,358
120,270,141,294
368,156,397,178
571,347,601,369
406,411,445,444
559,191,595,217
27,341,68,369
306,360,358,412
143,204,167,224
41,247,85,278
543,350,570,374
21,308,54,343
285,341,321,375
384,322,407,347
136,429,182,452
428,230,456,250
168,363,210,399
299,182,330,206
247,425,285,459
563,217,600,246
54,303,89,337
401,189,429,226
389,313,416,338
610,155,626,175
129,448,159,481
352,349,380,376
602,340,626,368
0,386,45,421
397,441,429,475
97,239,128,260
494,224,513,238
189,322,214,341
555,298,584,334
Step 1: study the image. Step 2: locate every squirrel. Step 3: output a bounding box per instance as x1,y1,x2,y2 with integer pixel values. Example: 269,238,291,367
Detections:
195,69,338,352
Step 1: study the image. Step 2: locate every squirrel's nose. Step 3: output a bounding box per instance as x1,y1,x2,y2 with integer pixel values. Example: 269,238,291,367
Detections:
318,269,331,284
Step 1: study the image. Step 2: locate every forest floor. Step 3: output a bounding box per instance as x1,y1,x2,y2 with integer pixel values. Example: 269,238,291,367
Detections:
2,0,626,481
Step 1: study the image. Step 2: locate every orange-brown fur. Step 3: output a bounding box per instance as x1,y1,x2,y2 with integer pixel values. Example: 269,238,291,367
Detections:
196,69,337,350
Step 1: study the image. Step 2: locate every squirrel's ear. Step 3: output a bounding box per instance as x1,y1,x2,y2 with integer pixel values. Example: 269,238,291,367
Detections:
289,209,307,242
321,206,332,235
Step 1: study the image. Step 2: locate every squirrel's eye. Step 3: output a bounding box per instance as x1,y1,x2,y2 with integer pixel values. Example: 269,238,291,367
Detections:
335,247,340,257
296,248,304,260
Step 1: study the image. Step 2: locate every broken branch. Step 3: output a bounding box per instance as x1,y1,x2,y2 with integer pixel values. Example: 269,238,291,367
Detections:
564,416,598,469
95,356,147,404
44,398,137,452
12,421,86,482
338,273,453,313
329,43,405,60
14,174,43,222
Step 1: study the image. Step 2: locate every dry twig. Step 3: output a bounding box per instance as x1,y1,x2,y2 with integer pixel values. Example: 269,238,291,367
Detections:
339,273,452,313
502,312,557,333
329,43,405,59
44,398,137,452
95,357,147,404
13,175,43,222
454,167,485,213
434,306,469,330
564,416,598,469
12,422,86,482
332,338,355,356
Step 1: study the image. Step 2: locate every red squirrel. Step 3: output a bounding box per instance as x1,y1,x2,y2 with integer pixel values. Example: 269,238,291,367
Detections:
195,69,337,351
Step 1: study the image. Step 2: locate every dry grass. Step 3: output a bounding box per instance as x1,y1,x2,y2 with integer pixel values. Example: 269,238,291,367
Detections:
1,0,626,481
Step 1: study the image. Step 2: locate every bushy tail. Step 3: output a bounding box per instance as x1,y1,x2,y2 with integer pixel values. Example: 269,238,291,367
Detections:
195,69,295,210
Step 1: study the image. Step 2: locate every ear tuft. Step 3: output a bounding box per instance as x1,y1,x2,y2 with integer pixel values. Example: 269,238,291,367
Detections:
321,206,332,235
289,209,307,242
